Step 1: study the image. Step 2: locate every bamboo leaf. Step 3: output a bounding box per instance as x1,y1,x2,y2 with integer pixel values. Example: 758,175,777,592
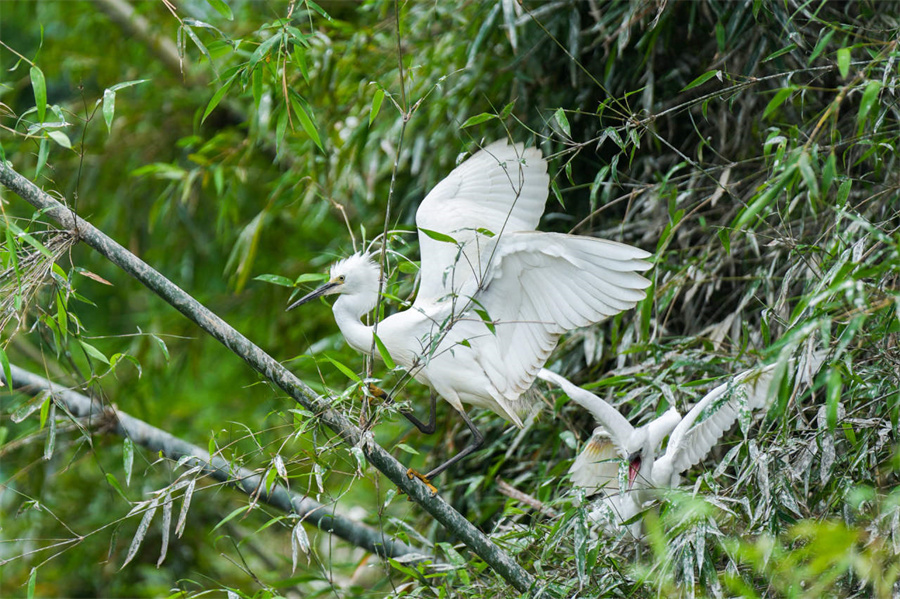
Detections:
47,130,72,149
27,568,36,599
31,66,46,122
323,355,361,382
290,97,323,151
856,80,881,134
253,273,293,286
373,333,396,369
79,339,110,365
419,228,457,244
212,505,250,532
763,87,793,119
106,473,130,502
837,47,851,79
205,0,233,20
554,107,571,138
123,438,134,486
102,89,116,132
202,74,237,124
175,479,196,538
460,112,496,128
369,88,384,126
157,491,173,567
121,498,159,569
682,70,719,91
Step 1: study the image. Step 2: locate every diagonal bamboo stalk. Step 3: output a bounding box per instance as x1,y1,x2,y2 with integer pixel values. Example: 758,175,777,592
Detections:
0,162,535,593
1,363,428,562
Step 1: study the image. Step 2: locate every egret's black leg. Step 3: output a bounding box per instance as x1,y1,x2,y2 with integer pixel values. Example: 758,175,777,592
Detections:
400,391,437,434
422,409,484,480
367,384,437,435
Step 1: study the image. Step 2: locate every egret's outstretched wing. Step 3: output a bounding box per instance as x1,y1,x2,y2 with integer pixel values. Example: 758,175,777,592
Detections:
415,140,549,303
569,432,621,496
654,364,780,484
473,234,651,413
538,369,636,451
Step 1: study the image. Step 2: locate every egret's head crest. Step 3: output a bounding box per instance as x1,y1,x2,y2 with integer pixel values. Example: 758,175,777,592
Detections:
329,253,380,296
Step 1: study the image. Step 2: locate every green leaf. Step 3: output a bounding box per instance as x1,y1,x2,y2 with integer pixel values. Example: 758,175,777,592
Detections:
0,343,12,390
202,74,236,124
826,367,842,431
294,272,327,284
682,70,719,91
251,66,263,109
212,505,250,531
47,130,72,149
123,438,134,486
373,333,396,369
714,20,725,53
290,97,323,151
460,112,496,128
822,151,836,194
103,88,116,132
105,472,130,501
31,66,46,123
836,47,851,79
369,88,384,126
324,355,361,382
250,33,282,70
797,151,819,200
554,107,571,138
808,29,834,64
763,87,793,119
253,274,293,287
55,292,67,342
500,101,515,119
763,43,797,62
836,178,851,208
205,0,233,20
394,443,419,455
39,391,51,430
151,334,170,362
419,228,457,244
856,80,881,133
35,138,49,178
27,568,36,599
79,339,110,365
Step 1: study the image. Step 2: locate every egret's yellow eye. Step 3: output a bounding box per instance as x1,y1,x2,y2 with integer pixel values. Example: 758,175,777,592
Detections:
337,275,346,283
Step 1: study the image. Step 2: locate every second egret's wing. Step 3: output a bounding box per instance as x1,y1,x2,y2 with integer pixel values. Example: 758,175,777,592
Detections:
415,140,549,303
473,233,651,413
569,432,621,496
538,369,635,451
656,364,780,482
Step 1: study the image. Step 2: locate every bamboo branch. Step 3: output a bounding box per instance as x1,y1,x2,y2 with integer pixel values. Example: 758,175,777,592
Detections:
1,362,427,562
0,162,535,593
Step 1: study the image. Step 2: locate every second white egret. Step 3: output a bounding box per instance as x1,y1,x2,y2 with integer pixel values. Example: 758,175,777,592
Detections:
289,140,652,483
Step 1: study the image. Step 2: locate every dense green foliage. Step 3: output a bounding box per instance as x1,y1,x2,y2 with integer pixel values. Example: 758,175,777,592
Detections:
2,0,899,597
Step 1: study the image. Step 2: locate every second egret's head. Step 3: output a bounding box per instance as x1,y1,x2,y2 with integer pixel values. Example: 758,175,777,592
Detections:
286,253,380,311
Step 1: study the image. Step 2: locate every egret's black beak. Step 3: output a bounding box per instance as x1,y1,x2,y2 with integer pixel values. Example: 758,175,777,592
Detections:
286,281,339,311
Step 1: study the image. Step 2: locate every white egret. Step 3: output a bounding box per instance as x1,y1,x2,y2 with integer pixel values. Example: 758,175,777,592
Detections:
289,140,652,482
539,356,822,531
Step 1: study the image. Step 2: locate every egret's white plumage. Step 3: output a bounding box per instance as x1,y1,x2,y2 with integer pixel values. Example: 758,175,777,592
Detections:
290,140,652,478
539,356,822,530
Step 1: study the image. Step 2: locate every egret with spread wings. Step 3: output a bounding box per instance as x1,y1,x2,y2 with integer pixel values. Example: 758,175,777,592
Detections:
539,356,821,531
289,141,652,483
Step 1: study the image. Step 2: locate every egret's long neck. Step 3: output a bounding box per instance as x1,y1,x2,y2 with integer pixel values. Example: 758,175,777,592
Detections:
332,294,375,354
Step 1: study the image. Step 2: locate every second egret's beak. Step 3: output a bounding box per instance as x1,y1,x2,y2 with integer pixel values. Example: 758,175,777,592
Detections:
286,280,341,311
626,451,642,489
